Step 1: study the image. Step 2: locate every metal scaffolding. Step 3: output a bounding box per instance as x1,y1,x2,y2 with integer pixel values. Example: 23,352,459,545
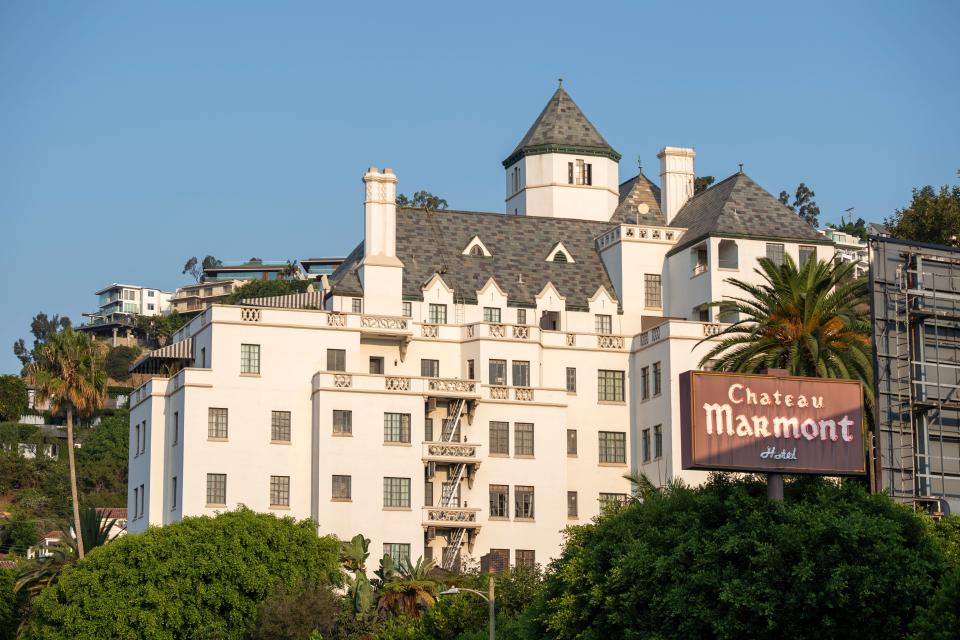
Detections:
870,236,960,516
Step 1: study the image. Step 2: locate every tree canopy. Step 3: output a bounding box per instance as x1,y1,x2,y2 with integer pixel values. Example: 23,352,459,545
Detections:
694,176,715,194
396,191,448,210
12,312,72,370
22,509,342,640
182,255,222,282
221,278,311,304
886,184,960,246
103,345,141,381
779,183,821,227
0,375,28,422
826,217,868,241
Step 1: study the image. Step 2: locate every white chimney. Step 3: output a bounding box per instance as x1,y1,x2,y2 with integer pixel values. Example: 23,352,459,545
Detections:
359,167,403,316
658,147,696,224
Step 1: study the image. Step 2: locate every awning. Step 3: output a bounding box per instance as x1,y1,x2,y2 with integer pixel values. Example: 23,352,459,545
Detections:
129,339,193,375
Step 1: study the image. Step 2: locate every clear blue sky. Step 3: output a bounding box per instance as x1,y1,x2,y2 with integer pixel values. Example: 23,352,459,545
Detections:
1,1,958,373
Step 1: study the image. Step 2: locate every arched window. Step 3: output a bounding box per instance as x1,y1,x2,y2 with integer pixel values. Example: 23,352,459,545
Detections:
469,245,484,257
718,239,738,270
552,251,568,263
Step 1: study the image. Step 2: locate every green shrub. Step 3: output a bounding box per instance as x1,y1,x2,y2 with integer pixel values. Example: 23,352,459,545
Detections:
0,376,28,422
103,346,141,381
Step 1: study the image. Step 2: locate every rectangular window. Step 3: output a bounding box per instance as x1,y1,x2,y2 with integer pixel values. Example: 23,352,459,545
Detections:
512,361,530,387
351,298,362,313
654,425,663,459
424,418,434,442
133,487,138,516
135,423,140,456
599,431,626,464
139,483,144,517
171,476,177,510
595,314,612,335
428,303,447,324
420,359,440,377
369,357,384,374
207,473,226,505
695,248,709,274
402,301,412,318
567,491,578,518
641,366,650,400
467,360,475,380
653,362,662,396
489,484,509,518
383,477,411,508
515,423,534,456
766,243,785,266
326,349,346,372
566,367,577,392
567,429,578,455
147,303,155,311
240,344,260,374
489,359,507,385
515,485,535,519
200,347,206,368
271,411,291,442
489,421,509,455
208,408,228,439
333,410,352,434
270,475,290,507
424,480,433,506
384,413,411,443
483,307,501,323
141,421,147,454
567,162,574,184
645,274,662,308
332,475,351,500
517,308,527,325
598,370,625,402
599,493,628,510
384,543,411,567
441,481,461,507
642,428,651,462
800,245,817,265
515,549,536,568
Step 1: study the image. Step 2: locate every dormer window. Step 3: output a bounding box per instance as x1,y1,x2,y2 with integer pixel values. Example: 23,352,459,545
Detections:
469,245,484,257
567,160,592,185
553,251,568,263
547,241,575,263
462,236,492,257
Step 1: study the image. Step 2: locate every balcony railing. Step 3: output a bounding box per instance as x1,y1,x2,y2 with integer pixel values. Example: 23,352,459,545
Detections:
422,442,481,464
487,386,534,401
422,506,481,529
597,335,624,349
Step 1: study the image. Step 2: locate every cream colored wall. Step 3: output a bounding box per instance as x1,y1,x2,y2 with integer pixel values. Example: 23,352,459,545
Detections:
509,153,619,221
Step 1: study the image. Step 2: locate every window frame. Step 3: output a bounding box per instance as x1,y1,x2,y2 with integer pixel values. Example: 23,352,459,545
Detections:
512,360,530,387
428,303,447,324
599,431,627,464
766,242,785,266
488,359,507,385
595,314,612,335
206,473,226,506
270,475,290,507
208,408,228,439
326,348,346,372
514,485,535,519
240,343,260,374
333,409,352,435
489,484,509,518
514,422,534,456
644,274,663,308
332,474,352,500
489,421,509,455
483,307,501,323
566,367,577,392
384,413,412,444
598,369,625,402
383,477,411,508
567,428,578,456
271,410,291,442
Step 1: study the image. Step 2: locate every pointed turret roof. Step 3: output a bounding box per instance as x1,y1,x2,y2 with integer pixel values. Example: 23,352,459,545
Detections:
612,172,664,224
667,171,833,255
503,83,621,167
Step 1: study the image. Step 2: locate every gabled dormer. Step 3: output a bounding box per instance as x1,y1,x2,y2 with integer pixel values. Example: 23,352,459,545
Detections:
462,235,492,257
546,241,575,264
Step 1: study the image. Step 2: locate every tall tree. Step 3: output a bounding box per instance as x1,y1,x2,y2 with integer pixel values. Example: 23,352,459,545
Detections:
827,217,869,241
27,328,107,559
396,191,448,210
694,176,715,194
886,184,960,246
183,255,222,282
12,313,71,369
0,375,28,422
779,183,821,227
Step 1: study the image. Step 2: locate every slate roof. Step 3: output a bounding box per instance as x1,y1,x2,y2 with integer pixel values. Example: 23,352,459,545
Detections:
503,85,620,166
612,173,664,225
667,172,834,255
329,208,619,310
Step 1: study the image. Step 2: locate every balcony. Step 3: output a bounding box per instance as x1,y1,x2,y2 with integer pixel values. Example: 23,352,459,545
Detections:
487,386,534,402
464,322,535,341
422,506,481,530
313,372,480,399
422,442,481,465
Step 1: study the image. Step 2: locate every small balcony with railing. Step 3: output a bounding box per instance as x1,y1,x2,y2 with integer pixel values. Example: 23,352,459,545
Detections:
422,506,481,530
422,441,481,465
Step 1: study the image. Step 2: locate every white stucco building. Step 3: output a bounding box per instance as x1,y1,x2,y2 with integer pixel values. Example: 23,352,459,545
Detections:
127,84,835,570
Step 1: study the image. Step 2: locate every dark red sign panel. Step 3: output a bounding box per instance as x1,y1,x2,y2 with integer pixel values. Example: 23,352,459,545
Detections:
680,371,865,475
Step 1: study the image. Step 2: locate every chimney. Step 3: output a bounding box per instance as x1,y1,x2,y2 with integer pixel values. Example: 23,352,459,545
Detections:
359,167,403,316
658,147,696,224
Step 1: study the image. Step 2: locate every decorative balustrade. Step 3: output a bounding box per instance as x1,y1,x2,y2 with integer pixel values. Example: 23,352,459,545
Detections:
424,443,479,459
651,327,661,341
566,333,576,346
327,312,346,327
489,323,505,338
489,386,509,400
639,332,649,346
466,325,475,338
512,325,529,339
333,374,352,388
361,315,408,330
385,376,411,391
427,379,476,393
598,335,624,349
241,308,261,322
514,387,534,401
422,324,439,338
423,507,480,526
703,323,723,337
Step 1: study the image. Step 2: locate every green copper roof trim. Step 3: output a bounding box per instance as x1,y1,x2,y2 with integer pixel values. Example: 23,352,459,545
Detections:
502,143,622,168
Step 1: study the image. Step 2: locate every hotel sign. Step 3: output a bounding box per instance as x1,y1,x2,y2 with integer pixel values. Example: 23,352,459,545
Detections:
680,371,865,475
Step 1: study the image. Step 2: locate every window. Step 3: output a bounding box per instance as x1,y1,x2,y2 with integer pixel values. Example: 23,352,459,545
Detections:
642,428,651,462
489,484,509,518
171,476,177,510
208,408,228,439
515,423,534,456
490,422,509,455
270,475,290,507
140,421,147,454
441,481,461,507
641,367,650,400
383,477,411,508
515,486,534,519
800,245,817,265
766,243,785,266
483,307,501,323
351,298,362,313
135,423,140,456
428,304,447,324
599,493,628,510
598,370,625,402
566,367,577,392
384,413,411,443
384,543,411,567
595,314,612,335
207,473,226,505
693,247,708,275
326,349,346,372
424,480,433,506
512,361,530,387
333,410,352,434
200,347,206,368
133,487,138,517
552,250,568,263
204,287,213,297
567,491,578,518
517,309,527,325
467,360,475,380
653,362,662,396
568,159,592,185
599,431,626,464
402,301,412,317
718,239,739,269
172,412,179,445
470,244,484,257
240,344,260,374
147,303,155,311
424,418,434,442
139,484,144,517
654,425,663,459
441,419,461,442
333,475,351,500
515,549,536,568
148,290,155,297
645,274,662,308
489,359,507,385
421,359,440,377
568,162,574,184
567,429,578,455
369,357,384,374
124,289,136,301
271,411,291,442
697,306,710,322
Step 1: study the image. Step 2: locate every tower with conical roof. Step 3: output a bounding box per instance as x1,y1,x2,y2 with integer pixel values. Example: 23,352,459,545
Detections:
503,82,621,221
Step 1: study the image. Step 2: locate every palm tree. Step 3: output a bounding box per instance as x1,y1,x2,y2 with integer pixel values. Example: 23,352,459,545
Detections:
376,556,438,618
28,328,106,559
698,255,873,405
